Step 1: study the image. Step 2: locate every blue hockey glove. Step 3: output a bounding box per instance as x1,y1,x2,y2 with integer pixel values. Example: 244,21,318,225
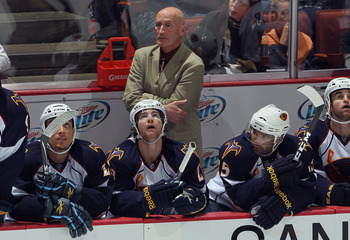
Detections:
250,188,296,230
325,182,350,206
172,186,207,215
141,179,184,214
44,197,93,238
35,172,81,201
0,199,13,223
263,155,302,189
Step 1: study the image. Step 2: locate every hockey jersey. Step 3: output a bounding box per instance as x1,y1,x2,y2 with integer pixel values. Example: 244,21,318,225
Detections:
207,133,316,214
0,87,29,202
11,139,114,221
107,137,207,217
295,119,350,204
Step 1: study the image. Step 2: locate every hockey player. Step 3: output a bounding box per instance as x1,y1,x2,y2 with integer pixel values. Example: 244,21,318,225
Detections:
10,103,114,238
0,87,29,222
295,77,350,206
108,99,208,217
207,104,316,230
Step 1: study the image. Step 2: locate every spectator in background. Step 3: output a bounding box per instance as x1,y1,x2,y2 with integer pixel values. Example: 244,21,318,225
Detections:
89,0,122,48
0,44,11,74
261,0,318,70
123,7,205,167
295,77,350,207
10,103,113,238
184,0,265,74
339,28,350,68
0,87,29,222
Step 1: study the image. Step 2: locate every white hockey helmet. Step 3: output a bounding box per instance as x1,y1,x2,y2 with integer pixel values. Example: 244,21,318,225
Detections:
130,99,167,127
324,77,350,117
130,99,167,144
40,103,77,132
246,104,290,153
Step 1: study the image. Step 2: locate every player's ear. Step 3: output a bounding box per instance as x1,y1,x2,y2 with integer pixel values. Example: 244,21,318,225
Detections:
180,23,187,37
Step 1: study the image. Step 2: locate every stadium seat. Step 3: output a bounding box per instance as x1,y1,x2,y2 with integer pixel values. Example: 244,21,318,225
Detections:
314,9,350,66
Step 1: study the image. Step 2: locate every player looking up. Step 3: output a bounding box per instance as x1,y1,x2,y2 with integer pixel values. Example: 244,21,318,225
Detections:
108,99,208,217
207,104,316,230
10,103,113,238
295,77,350,206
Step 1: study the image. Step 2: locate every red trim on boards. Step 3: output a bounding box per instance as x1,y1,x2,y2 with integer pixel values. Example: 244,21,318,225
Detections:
13,77,335,96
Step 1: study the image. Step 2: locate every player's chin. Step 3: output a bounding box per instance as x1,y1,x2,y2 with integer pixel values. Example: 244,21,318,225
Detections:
252,146,263,155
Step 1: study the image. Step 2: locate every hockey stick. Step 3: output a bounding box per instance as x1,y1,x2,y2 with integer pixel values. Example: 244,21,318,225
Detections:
293,85,324,162
41,110,79,176
173,142,196,182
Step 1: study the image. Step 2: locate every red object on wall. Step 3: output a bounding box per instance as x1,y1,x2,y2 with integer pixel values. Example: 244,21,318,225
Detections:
97,37,135,88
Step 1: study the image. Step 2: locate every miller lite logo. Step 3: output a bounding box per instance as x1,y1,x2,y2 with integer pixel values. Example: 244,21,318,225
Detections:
203,147,220,180
199,95,226,125
297,88,325,121
76,101,110,131
27,128,41,143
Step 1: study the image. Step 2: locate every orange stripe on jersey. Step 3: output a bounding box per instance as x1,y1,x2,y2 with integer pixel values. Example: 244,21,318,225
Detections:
327,149,334,165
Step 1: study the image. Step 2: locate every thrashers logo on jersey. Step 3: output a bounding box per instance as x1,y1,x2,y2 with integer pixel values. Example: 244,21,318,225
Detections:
181,144,199,158
109,147,124,161
89,142,102,152
11,93,28,111
222,140,241,159
295,123,308,137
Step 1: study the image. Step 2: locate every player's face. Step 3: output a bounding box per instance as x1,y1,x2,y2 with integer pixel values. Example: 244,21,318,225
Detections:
47,119,75,153
229,0,250,22
137,109,163,141
249,128,275,155
330,89,350,121
155,8,186,53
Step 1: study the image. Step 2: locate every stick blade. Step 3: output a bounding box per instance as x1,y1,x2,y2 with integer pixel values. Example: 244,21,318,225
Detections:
297,85,324,108
43,110,79,138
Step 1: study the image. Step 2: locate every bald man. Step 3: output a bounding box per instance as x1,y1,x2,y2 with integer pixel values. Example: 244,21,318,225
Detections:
123,7,205,167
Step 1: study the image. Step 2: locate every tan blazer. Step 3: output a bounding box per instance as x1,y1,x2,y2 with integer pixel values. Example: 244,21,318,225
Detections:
123,42,205,163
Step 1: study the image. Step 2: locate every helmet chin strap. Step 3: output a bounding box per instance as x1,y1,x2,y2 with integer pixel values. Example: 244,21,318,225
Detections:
47,139,75,155
136,124,166,145
328,114,350,125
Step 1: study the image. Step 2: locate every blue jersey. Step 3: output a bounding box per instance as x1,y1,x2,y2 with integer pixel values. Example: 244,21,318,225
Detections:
11,139,113,221
208,133,315,214
295,119,350,204
108,137,207,217
0,87,29,202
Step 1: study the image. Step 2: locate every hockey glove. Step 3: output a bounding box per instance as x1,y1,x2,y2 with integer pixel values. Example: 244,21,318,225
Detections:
263,155,302,189
141,179,184,214
172,186,207,215
35,172,82,201
250,188,296,230
44,197,93,238
0,199,13,223
325,182,350,206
